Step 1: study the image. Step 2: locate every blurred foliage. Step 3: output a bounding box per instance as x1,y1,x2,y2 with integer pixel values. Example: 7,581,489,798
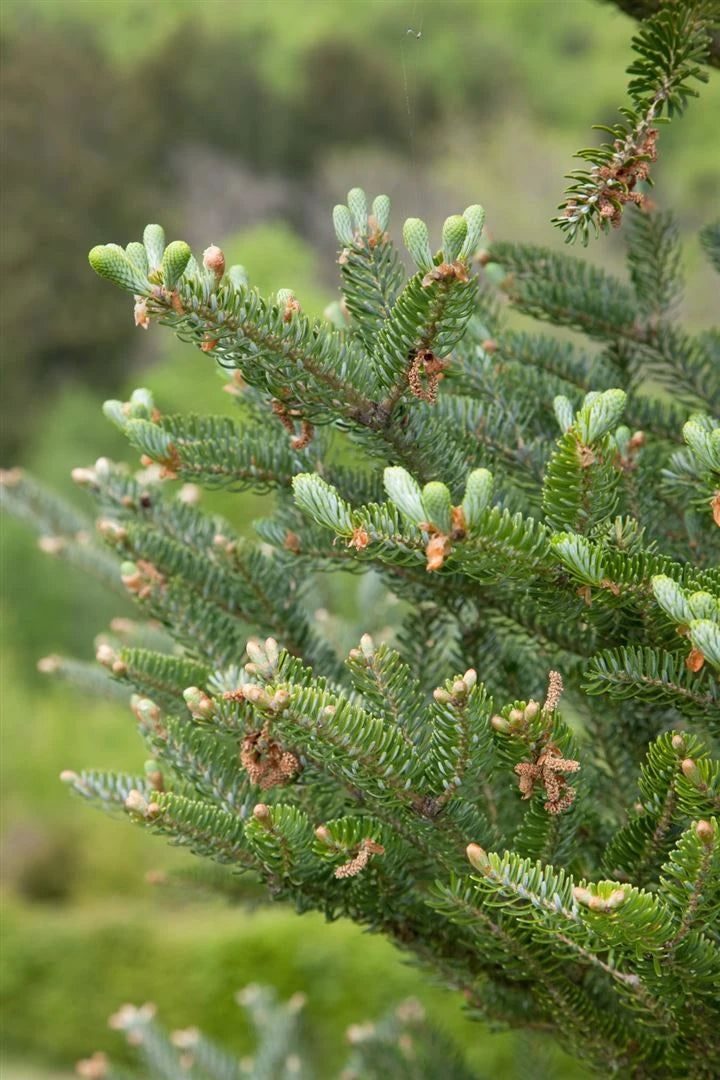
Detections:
0,13,434,459
138,22,428,174
0,27,163,459
0,900,589,1077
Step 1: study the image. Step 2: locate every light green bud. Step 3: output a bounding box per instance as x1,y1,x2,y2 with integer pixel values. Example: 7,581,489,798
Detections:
689,619,720,668
613,425,631,457
88,245,149,294
135,700,161,725
402,217,433,271
245,640,267,668
143,224,166,270
332,204,355,246
384,466,426,524
264,638,279,666
421,481,452,533
102,399,128,429
461,468,493,528
553,395,574,434
372,194,391,232
651,575,689,624
442,215,468,263
687,591,719,621
577,389,626,444
129,387,155,417
460,205,486,258
183,686,216,720
462,669,477,690
347,187,368,235
161,240,192,289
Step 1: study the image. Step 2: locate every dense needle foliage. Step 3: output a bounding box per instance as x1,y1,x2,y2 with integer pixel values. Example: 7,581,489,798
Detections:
2,3,719,1076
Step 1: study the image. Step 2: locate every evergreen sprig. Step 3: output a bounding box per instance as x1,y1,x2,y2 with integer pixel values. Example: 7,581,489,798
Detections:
554,0,716,243
6,167,720,1075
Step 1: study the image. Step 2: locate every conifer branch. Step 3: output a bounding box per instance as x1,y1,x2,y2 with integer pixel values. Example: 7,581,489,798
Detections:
4,154,719,1075
607,0,720,68
555,1,716,243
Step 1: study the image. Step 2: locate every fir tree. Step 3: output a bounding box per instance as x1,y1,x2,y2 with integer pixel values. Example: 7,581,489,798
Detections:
2,4,719,1077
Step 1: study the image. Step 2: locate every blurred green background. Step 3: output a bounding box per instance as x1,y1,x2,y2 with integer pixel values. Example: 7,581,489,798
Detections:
1,1,718,1075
